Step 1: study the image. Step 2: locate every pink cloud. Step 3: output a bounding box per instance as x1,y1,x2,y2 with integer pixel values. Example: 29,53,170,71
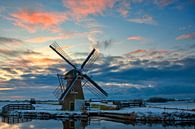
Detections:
118,8,129,17
10,10,68,33
128,49,170,55
128,49,147,54
176,32,195,40
63,0,116,20
128,36,143,41
10,96,24,99
118,1,130,17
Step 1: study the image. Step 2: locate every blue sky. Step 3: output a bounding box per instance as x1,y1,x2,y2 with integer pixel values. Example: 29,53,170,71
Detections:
0,0,195,100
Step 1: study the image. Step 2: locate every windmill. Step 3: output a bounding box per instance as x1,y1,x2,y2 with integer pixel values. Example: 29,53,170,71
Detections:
50,42,108,111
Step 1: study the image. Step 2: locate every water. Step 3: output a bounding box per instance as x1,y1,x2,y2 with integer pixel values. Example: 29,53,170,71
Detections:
0,116,194,129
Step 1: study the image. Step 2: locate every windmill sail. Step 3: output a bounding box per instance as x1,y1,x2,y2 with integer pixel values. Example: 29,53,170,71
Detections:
81,48,96,70
82,74,108,97
82,50,99,73
50,42,77,69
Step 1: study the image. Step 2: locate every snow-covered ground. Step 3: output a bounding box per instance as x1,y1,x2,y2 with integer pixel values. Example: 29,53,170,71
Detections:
33,104,61,110
146,101,195,110
0,101,195,121
100,106,195,116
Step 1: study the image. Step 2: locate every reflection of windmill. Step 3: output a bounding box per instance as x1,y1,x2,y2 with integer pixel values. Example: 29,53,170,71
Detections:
50,42,108,111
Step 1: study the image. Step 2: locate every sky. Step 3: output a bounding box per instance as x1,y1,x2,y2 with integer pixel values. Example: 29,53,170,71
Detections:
0,0,195,100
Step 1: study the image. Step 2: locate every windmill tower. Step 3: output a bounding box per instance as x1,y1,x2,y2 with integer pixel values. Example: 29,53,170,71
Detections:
50,42,108,111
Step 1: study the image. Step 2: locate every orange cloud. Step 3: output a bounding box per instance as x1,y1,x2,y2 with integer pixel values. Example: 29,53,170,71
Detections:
63,0,116,20
128,36,143,41
176,32,195,40
13,56,61,67
0,87,15,91
10,10,67,33
30,57,61,66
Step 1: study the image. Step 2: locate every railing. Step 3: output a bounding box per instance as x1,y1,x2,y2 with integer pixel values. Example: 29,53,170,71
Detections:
2,104,35,114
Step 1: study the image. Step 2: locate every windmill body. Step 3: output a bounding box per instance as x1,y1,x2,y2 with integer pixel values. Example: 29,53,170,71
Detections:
50,42,108,111
62,70,84,110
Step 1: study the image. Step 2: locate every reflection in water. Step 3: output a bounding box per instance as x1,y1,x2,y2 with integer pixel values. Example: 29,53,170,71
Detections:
1,116,89,129
2,116,32,124
0,116,195,129
62,119,88,129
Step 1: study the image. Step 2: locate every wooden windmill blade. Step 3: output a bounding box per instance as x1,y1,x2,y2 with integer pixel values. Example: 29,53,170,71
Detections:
80,48,96,70
84,80,107,98
82,74,108,97
50,42,77,69
53,74,66,99
82,49,99,73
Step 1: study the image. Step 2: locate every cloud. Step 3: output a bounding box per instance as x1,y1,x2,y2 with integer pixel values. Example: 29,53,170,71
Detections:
0,57,61,82
132,0,143,3
0,87,15,91
0,6,5,14
153,0,174,7
0,122,20,129
86,52,195,99
96,40,113,49
88,38,114,51
0,48,41,57
126,49,175,64
9,50,195,99
25,35,71,43
117,0,131,17
0,47,63,82
128,15,157,25
128,49,147,54
1,47,195,99
128,36,143,41
10,96,24,99
10,10,67,33
0,36,23,45
63,0,116,20
25,31,88,43
176,32,195,40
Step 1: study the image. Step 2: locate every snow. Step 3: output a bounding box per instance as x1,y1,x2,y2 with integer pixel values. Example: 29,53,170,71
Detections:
147,101,195,110
90,102,117,108
10,109,82,115
33,104,61,110
100,107,195,115
1,101,195,121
